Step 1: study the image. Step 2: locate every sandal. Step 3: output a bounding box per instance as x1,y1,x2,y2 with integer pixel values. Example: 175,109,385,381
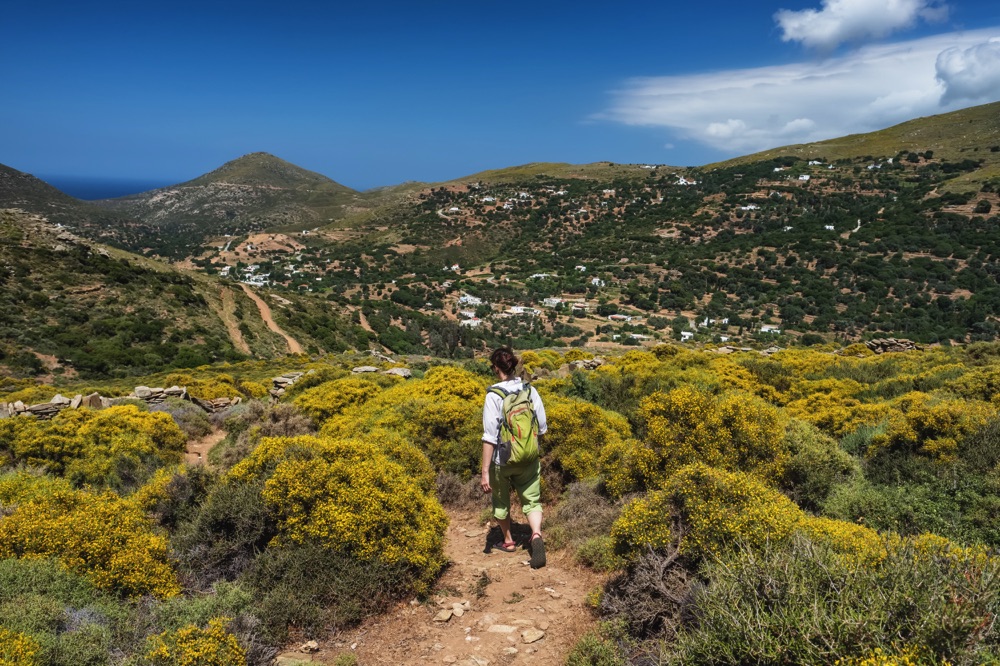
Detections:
495,541,518,553
529,533,546,569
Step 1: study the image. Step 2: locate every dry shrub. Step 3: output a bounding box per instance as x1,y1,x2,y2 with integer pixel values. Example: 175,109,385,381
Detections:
600,545,696,639
211,402,315,472
434,470,483,511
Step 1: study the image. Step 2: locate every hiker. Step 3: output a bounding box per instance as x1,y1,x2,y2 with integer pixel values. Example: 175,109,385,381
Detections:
481,346,548,568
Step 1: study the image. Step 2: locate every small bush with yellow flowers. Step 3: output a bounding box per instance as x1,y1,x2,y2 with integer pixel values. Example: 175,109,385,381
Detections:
543,395,632,482
144,617,246,666
321,366,486,474
0,405,185,492
0,627,39,666
228,433,447,592
611,463,802,560
291,376,386,427
0,472,179,598
634,387,788,486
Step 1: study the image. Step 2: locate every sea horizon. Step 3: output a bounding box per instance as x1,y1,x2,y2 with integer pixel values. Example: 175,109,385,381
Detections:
40,175,174,201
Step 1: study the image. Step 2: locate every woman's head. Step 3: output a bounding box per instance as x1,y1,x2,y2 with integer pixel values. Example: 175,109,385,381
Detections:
490,347,519,378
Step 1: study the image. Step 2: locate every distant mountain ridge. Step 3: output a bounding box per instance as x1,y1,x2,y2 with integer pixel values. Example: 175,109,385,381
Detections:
81,153,364,258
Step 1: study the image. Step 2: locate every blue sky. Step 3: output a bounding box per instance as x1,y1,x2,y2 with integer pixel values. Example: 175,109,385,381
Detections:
2,0,999,190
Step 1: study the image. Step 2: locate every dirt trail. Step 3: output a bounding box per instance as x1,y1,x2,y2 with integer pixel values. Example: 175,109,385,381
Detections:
239,283,305,355
291,510,603,665
185,428,226,466
219,287,251,355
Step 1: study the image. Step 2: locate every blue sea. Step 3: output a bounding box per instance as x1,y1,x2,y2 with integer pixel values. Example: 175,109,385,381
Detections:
40,175,174,201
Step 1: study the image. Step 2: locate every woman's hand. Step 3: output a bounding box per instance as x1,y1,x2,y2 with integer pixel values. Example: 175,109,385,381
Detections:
481,470,491,493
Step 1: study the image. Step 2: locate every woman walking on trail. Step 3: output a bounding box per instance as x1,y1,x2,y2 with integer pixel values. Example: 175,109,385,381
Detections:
481,346,548,568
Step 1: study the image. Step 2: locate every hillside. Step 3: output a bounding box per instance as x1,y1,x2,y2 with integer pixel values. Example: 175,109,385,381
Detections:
0,209,363,382
709,101,1000,191
90,153,367,259
190,102,999,354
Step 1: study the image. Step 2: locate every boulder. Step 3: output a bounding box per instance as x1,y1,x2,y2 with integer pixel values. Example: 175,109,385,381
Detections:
134,386,153,399
69,394,82,409
352,366,379,373
383,367,412,378
83,393,103,409
51,394,71,406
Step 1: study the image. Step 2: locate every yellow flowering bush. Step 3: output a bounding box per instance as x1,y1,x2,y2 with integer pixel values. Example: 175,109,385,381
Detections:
637,387,788,484
0,627,39,666
0,482,179,598
562,349,593,363
145,617,246,666
598,437,658,498
291,376,385,426
0,385,58,406
0,405,185,490
869,392,996,464
229,434,447,591
543,395,632,481
161,373,241,400
321,367,486,474
236,379,269,399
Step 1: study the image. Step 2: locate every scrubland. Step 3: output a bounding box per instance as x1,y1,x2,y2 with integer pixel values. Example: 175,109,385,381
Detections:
1,343,1000,665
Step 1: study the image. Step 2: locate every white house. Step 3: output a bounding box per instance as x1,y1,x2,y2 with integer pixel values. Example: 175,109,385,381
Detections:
591,277,606,287
219,266,231,277
808,160,823,166
824,225,835,231
676,177,698,186
602,189,616,195
459,318,482,328
448,206,460,213
555,190,568,196
459,293,483,306
530,273,551,279
760,324,782,334
783,226,794,232
459,310,478,319
719,335,731,342
482,196,496,203
575,265,586,272
542,297,563,308
740,204,760,211
681,331,695,341
798,175,811,181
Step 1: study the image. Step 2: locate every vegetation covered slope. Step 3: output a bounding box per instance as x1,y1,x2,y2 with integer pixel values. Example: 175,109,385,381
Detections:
711,100,1000,191
0,209,361,382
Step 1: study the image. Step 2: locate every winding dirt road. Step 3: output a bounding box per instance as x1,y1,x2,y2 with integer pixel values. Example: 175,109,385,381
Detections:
219,287,251,355
239,283,305,355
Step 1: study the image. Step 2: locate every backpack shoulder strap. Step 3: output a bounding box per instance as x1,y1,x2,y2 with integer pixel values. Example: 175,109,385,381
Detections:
488,385,512,399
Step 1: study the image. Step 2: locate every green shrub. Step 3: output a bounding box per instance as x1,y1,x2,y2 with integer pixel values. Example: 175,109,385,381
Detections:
171,478,276,588
149,397,213,440
664,535,1000,665
780,419,860,511
245,543,412,642
566,621,630,666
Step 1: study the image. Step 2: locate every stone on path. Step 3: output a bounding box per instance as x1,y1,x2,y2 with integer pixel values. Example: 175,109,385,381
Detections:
522,628,545,644
434,609,454,622
487,624,517,634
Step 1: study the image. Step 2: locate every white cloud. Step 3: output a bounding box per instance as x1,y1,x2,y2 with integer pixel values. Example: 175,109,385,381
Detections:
600,28,1000,156
775,0,948,51
937,39,1000,103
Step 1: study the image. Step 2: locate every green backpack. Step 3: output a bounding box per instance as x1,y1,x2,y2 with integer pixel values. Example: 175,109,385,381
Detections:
489,383,540,465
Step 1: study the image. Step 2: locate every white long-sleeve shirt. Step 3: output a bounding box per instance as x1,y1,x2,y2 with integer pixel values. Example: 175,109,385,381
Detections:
482,378,547,454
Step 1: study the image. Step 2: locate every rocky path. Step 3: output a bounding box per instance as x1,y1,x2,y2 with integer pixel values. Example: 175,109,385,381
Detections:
282,511,604,665
239,283,305,355
185,427,226,466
